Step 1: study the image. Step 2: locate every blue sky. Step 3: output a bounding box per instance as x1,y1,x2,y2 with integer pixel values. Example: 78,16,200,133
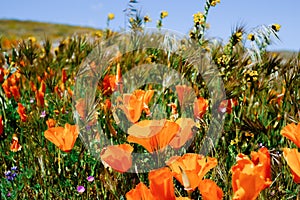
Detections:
1,0,299,51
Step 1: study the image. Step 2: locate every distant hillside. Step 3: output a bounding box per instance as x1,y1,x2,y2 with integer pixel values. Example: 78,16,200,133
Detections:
0,19,296,57
0,19,100,40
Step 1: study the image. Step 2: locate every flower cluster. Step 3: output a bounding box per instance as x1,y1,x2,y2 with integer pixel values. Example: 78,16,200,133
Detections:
4,166,18,181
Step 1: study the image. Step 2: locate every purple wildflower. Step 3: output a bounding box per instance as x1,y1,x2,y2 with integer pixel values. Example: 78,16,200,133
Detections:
40,111,46,118
87,176,94,182
77,186,85,194
4,171,11,176
11,166,18,171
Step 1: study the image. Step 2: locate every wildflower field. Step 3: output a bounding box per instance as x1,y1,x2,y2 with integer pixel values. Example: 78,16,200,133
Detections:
1,0,300,199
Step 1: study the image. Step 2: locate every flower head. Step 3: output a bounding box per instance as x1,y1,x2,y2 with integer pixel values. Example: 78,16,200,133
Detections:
87,176,94,182
127,119,180,153
160,11,168,19
167,153,218,191
193,12,204,25
144,15,151,23
77,186,85,194
46,119,56,129
199,179,223,200
247,33,255,41
100,144,133,173
40,110,46,118
107,13,115,20
194,97,209,119
126,182,155,200
280,123,300,148
283,148,300,183
231,147,272,200
271,23,281,32
44,123,79,152
210,0,220,6
119,89,154,123
10,134,22,152
17,103,27,122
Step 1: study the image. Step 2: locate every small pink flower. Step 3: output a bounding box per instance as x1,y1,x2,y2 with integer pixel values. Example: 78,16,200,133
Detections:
77,186,85,194
87,176,94,182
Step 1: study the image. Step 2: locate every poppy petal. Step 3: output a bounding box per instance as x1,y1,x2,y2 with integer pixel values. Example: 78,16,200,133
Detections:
198,179,223,200
283,148,300,183
281,123,300,148
149,167,176,200
100,144,133,173
126,182,155,200
44,127,65,149
169,118,196,149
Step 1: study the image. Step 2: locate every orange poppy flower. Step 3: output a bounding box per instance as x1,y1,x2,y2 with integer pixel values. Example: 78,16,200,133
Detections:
10,134,22,152
127,119,180,153
67,87,73,97
167,153,218,191
126,182,155,200
105,99,112,111
175,85,193,108
35,90,45,107
119,89,154,123
17,103,27,122
62,69,67,84
46,119,56,129
231,147,272,200
0,116,3,136
30,81,37,92
54,85,62,98
39,80,46,94
2,80,11,98
60,82,65,92
126,167,191,200
250,147,271,180
44,123,79,153
9,85,20,101
100,144,133,173
281,122,300,148
194,97,209,119
35,80,46,107
218,98,238,114
149,167,176,200
102,74,117,95
283,148,300,184
169,118,196,149
8,75,17,86
198,179,223,200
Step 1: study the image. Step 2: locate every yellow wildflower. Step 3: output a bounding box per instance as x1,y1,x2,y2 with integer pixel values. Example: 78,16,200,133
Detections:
193,12,204,25
28,36,36,43
160,11,168,19
94,31,103,38
247,33,255,41
107,13,115,20
210,0,220,6
234,31,243,42
144,15,151,23
271,23,281,32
